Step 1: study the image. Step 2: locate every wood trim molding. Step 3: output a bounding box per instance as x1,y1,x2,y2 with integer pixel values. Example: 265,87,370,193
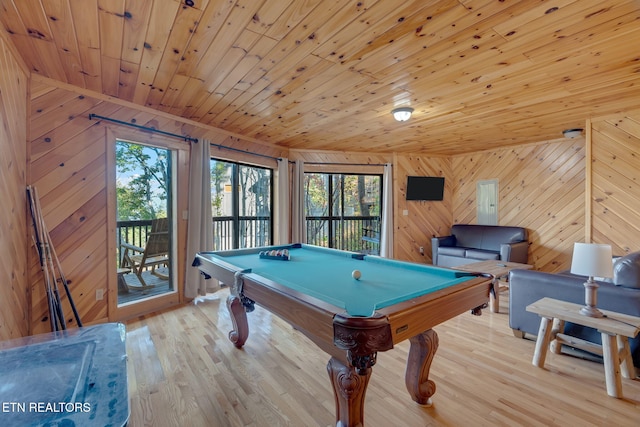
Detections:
106,128,120,321
585,118,592,242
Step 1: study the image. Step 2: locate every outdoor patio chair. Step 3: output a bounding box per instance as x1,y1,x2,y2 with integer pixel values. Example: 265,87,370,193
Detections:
120,218,169,290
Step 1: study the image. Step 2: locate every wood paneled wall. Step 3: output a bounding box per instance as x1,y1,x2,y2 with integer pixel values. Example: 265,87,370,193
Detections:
394,121,640,273
591,109,640,255
290,145,589,272
27,77,286,334
289,147,588,272
0,31,29,340
11,74,640,336
393,155,452,264
452,140,586,272
29,80,177,333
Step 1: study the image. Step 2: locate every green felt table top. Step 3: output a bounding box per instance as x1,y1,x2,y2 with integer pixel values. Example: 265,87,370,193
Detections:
200,244,477,317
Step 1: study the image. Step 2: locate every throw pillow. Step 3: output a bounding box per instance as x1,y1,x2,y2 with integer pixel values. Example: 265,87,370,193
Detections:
613,251,640,288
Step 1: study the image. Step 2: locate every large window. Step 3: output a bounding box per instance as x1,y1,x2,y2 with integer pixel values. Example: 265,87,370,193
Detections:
305,173,382,254
211,159,273,250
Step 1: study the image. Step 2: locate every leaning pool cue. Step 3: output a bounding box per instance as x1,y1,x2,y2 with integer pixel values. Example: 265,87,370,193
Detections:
27,186,83,329
32,186,66,330
42,213,83,327
34,187,67,330
27,186,58,331
40,215,67,331
36,187,82,327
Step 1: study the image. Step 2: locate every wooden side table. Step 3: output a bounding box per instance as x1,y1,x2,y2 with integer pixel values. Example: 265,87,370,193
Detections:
526,297,640,398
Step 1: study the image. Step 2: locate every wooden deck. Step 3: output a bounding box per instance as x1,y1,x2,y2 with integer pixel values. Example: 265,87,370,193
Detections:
118,268,173,305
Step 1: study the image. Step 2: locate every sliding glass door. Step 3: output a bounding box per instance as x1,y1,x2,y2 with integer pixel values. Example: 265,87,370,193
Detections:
115,140,176,305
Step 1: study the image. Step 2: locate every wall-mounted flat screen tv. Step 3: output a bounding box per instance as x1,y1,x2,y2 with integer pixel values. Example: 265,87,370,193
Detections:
406,176,445,201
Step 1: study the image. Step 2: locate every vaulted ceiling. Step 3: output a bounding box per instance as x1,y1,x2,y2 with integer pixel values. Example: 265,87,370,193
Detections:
2,0,639,155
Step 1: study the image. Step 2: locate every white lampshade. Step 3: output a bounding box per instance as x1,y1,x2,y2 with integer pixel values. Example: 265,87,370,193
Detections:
391,107,414,122
570,243,613,278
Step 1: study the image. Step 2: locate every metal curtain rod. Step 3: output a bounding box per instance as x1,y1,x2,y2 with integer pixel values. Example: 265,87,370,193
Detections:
209,144,385,167
210,142,283,161
88,113,198,143
88,113,382,167
304,161,386,166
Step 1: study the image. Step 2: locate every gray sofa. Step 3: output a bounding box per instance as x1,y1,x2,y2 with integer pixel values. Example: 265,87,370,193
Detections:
509,251,640,368
431,224,529,267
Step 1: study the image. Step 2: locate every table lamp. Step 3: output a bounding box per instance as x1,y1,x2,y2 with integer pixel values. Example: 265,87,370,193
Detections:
570,242,613,317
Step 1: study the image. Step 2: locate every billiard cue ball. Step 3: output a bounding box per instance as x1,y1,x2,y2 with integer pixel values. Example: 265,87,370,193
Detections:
352,269,361,280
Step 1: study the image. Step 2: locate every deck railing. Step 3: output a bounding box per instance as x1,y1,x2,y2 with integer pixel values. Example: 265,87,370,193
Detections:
211,216,272,251
305,216,380,253
116,215,380,260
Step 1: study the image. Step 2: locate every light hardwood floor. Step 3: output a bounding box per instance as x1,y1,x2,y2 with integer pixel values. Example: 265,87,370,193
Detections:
125,288,640,426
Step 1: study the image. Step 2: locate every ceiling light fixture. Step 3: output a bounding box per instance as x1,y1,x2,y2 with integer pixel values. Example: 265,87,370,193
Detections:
392,107,414,122
562,128,583,138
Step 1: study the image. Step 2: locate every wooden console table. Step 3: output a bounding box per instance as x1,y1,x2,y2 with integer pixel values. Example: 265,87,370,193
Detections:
526,297,640,398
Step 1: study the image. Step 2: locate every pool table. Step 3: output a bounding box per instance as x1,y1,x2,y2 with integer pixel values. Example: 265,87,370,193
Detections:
193,243,492,426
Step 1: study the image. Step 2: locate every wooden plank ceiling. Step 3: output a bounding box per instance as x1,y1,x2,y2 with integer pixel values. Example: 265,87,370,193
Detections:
1,0,639,155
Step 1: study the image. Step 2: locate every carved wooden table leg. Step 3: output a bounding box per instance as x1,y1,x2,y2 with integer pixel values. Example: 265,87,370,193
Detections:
226,294,249,348
405,329,438,406
327,357,371,427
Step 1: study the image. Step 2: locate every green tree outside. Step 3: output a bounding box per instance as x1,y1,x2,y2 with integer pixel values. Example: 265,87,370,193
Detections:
116,141,169,220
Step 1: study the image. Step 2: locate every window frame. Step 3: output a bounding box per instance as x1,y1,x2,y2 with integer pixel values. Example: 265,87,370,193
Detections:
211,158,274,250
304,172,383,253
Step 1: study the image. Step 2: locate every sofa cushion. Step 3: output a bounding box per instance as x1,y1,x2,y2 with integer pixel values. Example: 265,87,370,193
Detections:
438,246,468,257
613,251,640,289
451,224,527,252
481,227,527,250
451,226,484,249
464,248,500,261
